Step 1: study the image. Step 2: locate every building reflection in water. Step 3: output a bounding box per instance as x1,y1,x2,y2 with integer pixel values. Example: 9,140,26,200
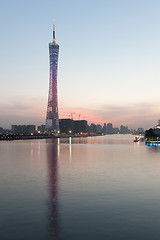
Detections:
46,139,59,240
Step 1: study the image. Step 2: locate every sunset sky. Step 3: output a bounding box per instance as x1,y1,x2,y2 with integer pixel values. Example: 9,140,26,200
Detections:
1,0,160,129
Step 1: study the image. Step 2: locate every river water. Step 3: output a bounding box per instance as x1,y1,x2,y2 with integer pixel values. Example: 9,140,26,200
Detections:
1,135,160,240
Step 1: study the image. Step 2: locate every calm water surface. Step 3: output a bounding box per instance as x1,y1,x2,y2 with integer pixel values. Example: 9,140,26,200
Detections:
1,135,160,240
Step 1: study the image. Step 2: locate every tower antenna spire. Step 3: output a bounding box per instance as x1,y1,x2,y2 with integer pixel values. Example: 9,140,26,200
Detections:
53,19,56,44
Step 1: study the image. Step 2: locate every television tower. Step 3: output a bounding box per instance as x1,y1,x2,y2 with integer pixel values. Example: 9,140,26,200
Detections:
45,20,59,132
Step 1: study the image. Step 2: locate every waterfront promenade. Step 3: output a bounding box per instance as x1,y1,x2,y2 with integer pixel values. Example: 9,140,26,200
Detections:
0,133,99,141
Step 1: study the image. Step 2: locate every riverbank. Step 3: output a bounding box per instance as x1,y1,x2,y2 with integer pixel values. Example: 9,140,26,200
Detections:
0,133,102,141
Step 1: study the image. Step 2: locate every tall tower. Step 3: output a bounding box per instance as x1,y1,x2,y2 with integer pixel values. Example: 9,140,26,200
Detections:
45,20,59,132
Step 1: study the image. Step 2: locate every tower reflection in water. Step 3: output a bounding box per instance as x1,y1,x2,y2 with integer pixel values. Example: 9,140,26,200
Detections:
46,139,59,240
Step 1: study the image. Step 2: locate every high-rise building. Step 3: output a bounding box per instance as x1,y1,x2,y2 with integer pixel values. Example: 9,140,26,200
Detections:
90,123,97,134
45,20,59,132
120,125,129,134
96,124,102,134
103,123,107,135
107,123,113,134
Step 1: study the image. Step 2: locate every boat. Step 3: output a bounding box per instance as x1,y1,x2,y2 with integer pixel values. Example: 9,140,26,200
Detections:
134,137,139,142
133,136,144,142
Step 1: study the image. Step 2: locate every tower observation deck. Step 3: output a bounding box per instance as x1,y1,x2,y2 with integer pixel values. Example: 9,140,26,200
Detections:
45,20,59,132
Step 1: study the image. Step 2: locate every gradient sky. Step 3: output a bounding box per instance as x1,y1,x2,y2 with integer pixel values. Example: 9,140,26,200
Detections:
1,0,160,129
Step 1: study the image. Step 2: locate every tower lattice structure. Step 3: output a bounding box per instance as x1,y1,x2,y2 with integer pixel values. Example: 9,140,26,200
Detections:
45,20,59,132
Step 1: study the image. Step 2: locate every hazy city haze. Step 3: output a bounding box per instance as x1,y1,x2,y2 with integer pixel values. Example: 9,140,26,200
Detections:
1,0,160,129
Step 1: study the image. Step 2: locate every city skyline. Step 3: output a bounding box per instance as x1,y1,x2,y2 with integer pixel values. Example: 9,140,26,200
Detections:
1,0,160,129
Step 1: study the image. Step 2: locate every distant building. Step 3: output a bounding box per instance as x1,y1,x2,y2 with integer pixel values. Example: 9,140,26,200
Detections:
37,124,45,134
120,125,129,134
137,128,144,134
90,123,97,134
151,120,160,137
102,123,107,135
107,123,113,134
153,128,160,137
0,127,3,134
156,120,160,129
96,124,102,134
74,120,88,134
113,127,119,134
59,119,74,134
11,125,36,134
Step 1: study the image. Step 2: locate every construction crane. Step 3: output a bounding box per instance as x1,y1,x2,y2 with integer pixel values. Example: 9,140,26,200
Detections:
78,114,82,120
70,112,75,120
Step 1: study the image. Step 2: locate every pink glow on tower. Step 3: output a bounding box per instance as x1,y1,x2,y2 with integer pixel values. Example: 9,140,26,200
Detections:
53,19,56,44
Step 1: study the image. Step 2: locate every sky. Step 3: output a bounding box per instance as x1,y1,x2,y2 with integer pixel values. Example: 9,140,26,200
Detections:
0,0,160,129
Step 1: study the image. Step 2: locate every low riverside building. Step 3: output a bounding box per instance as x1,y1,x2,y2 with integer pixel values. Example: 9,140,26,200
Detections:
37,124,45,134
59,119,74,134
74,120,88,134
59,119,88,134
11,125,36,134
